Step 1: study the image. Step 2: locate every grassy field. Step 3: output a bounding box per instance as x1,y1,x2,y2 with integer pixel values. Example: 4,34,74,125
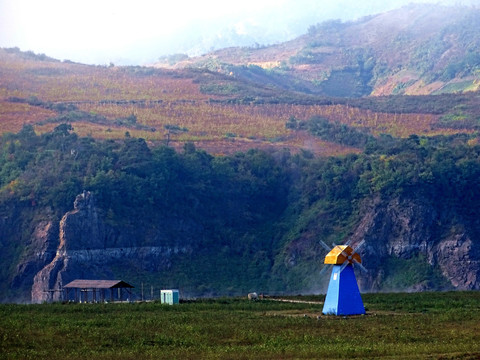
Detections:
1,292,479,359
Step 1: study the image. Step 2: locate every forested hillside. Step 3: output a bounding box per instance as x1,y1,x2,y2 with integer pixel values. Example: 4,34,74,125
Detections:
1,123,479,302
0,124,290,301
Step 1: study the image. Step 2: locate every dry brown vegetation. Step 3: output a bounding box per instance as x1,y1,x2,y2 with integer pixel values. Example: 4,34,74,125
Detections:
0,48,473,156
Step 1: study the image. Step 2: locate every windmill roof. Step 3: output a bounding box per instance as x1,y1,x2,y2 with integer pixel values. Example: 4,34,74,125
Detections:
63,279,134,289
324,245,362,265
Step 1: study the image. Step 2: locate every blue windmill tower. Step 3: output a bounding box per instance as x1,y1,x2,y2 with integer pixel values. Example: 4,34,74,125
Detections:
319,240,367,316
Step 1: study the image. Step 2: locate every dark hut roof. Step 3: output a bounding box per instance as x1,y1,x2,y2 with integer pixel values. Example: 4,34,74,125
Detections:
63,280,134,289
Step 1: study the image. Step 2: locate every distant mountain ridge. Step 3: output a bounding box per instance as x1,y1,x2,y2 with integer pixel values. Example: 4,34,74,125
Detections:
155,4,480,97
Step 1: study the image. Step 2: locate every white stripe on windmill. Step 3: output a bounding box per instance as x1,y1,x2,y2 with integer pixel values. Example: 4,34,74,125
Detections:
319,239,367,315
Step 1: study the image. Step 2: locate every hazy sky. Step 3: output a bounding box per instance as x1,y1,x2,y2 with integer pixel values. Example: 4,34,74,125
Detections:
1,0,479,65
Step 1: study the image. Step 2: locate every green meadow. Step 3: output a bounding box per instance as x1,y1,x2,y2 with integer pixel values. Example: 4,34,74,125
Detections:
1,292,479,359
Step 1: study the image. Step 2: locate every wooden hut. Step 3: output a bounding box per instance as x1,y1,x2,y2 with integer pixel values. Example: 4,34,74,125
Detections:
63,279,134,303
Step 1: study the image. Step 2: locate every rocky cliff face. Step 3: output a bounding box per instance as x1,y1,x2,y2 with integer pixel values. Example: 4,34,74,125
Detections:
433,234,479,290
11,217,58,295
351,195,480,291
280,193,480,293
9,189,480,303
30,192,191,303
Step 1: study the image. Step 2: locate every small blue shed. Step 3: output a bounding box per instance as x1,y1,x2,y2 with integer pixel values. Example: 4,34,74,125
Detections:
160,289,180,305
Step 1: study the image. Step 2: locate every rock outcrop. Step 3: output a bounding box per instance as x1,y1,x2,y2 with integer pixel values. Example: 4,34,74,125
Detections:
31,192,190,303
11,218,58,294
351,195,480,291
280,193,480,293
433,234,479,289
9,189,480,303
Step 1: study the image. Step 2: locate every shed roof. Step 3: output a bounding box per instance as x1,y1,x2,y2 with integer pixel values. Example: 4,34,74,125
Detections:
63,279,134,289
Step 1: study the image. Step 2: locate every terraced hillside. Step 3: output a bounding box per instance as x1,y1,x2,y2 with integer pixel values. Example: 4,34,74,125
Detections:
1,48,478,157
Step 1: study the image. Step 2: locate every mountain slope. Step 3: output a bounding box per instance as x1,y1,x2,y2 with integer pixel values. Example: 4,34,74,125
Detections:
2,126,480,303
4,47,479,158
157,4,480,97
2,4,480,302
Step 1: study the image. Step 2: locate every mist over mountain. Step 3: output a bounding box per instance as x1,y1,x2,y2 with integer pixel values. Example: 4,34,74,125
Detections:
158,3,480,97
111,0,480,65
1,0,479,65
